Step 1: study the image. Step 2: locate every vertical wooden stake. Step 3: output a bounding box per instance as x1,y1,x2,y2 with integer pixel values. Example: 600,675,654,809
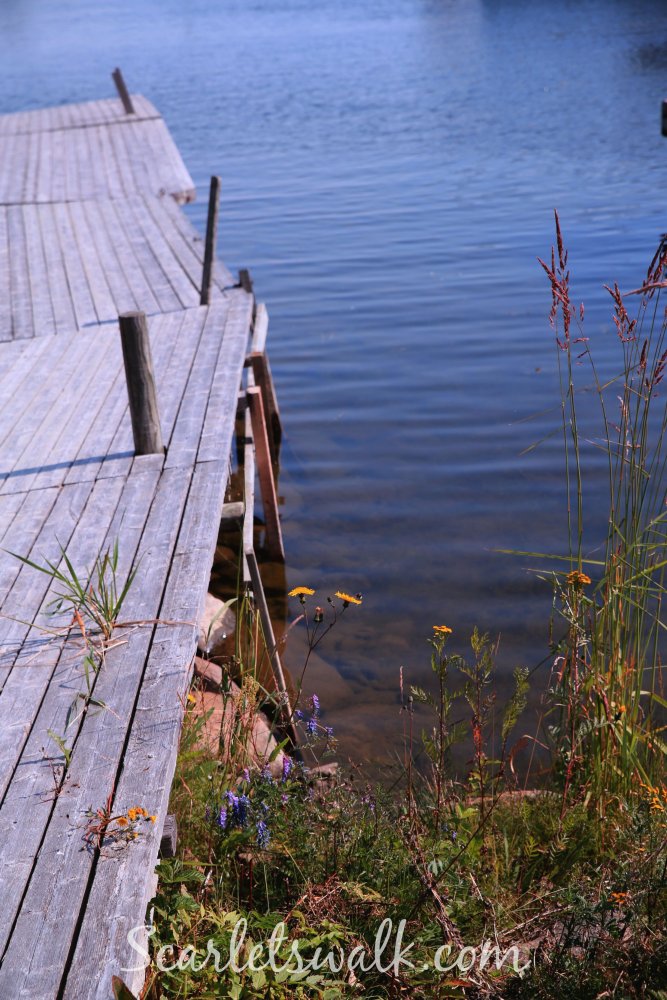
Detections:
111,68,135,115
245,548,298,747
239,269,254,294
247,386,284,561
119,311,164,455
200,176,221,306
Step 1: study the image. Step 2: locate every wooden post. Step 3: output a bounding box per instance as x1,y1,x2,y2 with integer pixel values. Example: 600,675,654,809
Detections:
245,548,298,747
111,68,135,115
247,387,284,561
249,352,282,461
239,268,254,294
662,99,667,137
119,311,164,455
200,176,221,306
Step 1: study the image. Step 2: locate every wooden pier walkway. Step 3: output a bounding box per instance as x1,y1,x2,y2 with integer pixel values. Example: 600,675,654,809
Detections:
0,81,277,998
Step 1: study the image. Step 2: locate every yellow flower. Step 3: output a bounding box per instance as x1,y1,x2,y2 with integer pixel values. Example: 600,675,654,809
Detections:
288,586,315,597
566,570,591,586
187,693,197,705
116,816,129,828
335,591,362,605
610,891,628,905
433,625,452,635
127,808,138,821
148,815,157,824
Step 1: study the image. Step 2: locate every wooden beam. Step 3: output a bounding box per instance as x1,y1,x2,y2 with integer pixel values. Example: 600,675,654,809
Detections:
249,352,282,461
220,500,244,524
251,302,269,353
243,405,255,584
247,386,284,562
245,547,297,747
200,175,221,306
111,68,135,115
118,311,164,455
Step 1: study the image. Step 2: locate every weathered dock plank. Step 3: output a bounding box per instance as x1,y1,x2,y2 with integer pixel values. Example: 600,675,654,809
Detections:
0,114,194,205
0,476,126,803
66,458,229,998
0,95,160,135
0,481,95,694
0,467,190,999
0,196,234,341
0,80,272,1000
0,466,162,972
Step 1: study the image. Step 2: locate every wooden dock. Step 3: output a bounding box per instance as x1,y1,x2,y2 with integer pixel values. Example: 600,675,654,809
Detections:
0,79,281,998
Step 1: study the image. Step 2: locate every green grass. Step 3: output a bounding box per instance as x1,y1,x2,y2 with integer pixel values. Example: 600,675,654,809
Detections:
136,227,667,998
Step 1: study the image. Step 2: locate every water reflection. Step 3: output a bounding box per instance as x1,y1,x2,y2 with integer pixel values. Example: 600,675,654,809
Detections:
1,0,667,761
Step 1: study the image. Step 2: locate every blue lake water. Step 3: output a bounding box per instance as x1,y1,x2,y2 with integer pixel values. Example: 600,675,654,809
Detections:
2,0,667,760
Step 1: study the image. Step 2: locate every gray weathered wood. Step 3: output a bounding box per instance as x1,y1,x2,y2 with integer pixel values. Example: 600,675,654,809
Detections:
0,467,192,999
200,175,221,305
0,85,270,999
160,814,178,858
0,96,160,135
220,500,244,523
0,467,161,960
64,458,229,998
197,292,253,463
119,311,165,455
251,301,269,353
0,118,194,205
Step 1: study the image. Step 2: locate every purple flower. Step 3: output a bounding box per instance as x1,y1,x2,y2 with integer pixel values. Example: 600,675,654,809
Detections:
223,791,250,830
310,694,320,718
236,794,250,827
242,768,250,783
282,756,293,782
256,820,270,849
306,717,318,737
294,709,304,721
280,793,289,806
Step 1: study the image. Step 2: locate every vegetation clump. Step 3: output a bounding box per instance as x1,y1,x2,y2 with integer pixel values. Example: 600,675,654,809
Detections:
143,228,667,998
